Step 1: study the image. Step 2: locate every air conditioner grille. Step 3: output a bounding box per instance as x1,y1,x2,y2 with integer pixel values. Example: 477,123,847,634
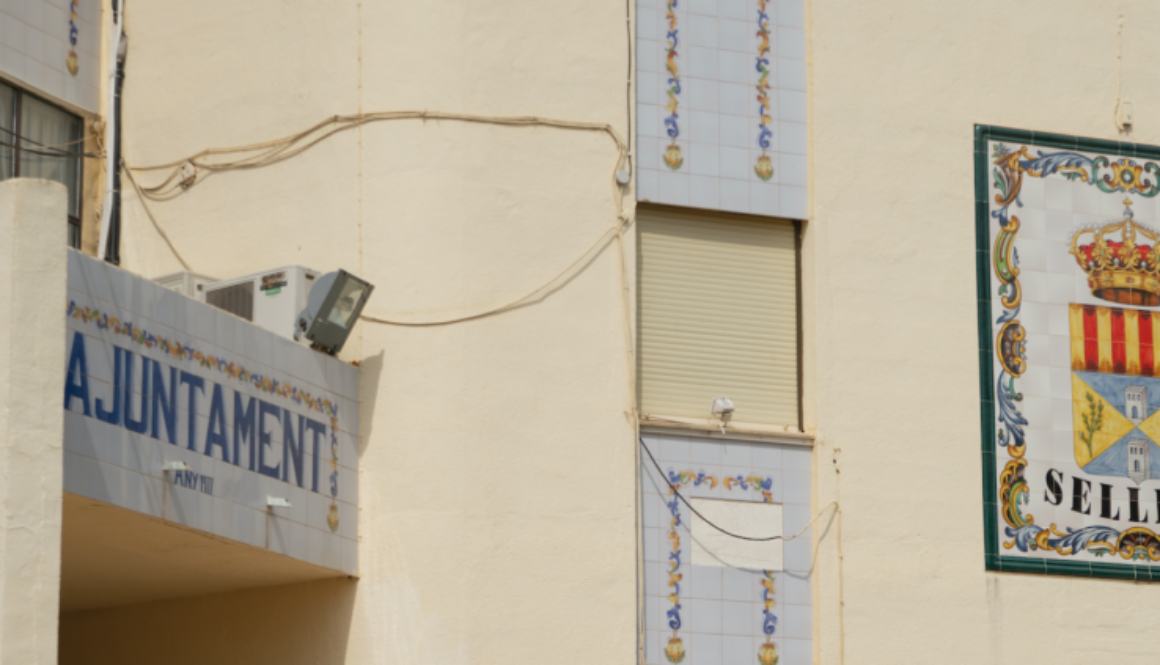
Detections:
206,282,254,321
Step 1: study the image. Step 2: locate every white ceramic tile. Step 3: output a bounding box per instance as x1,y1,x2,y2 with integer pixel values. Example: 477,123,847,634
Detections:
720,178,749,213
783,471,809,505
690,174,720,208
718,0,746,19
783,638,811,662
658,169,691,206
776,89,806,123
637,37,661,74
717,49,747,84
64,449,121,504
638,7,659,39
776,57,805,92
1,0,24,21
342,537,358,574
777,153,806,187
22,56,44,91
686,77,719,112
637,71,659,105
1101,190,1128,216
783,446,810,471
719,114,749,149
688,597,723,633
689,141,720,177
721,567,754,602
783,535,811,572
690,633,723,665
777,121,806,155
638,103,660,137
718,18,747,51
637,167,658,200
1,44,22,81
24,24,42,63
688,14,717,47
781,603,811,639
775,26,804,59
750,182,778,215
776,0,804,27
1017,238,1048,272
690,564,723,598
689,46,718,79
720,145,750,179
1043,178,1072,211
718,81,748,116
1046,240,1073,274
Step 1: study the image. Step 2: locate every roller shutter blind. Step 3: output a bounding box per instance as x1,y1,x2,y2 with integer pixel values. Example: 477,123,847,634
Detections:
637,207,799,427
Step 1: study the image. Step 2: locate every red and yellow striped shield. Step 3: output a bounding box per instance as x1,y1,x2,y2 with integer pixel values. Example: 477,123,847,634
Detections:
1069,303,1160,376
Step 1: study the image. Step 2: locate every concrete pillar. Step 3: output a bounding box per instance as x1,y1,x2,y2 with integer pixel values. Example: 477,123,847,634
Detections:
0,179,68,664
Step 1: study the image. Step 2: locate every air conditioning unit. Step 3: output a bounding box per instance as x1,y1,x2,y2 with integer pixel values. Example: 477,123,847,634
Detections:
153,270,219,301
203,266,321,339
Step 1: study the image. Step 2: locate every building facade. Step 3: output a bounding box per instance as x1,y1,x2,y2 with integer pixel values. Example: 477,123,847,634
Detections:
0,1,1159,664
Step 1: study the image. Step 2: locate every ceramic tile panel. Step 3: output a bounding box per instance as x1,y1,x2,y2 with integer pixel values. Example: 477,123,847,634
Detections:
636,0,806,219
0,0,99,111
62,251,358,574
977,128,1160,579
641,432,812,664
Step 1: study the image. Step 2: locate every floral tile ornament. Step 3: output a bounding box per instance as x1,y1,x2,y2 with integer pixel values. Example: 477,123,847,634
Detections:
660,469,776,663
662,0,682,171
977,126,1160,578
753,0,774,182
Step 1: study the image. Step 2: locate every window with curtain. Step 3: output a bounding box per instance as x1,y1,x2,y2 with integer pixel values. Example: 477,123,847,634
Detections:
637,205,801,429
0,80,84,248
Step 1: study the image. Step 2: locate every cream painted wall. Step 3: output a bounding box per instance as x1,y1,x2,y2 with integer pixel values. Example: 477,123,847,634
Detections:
809,1,1160,664
76,1,640,664
0,179,68,664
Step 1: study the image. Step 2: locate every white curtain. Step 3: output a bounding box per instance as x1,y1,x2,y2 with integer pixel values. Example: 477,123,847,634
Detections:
20,95,82,217
0,84,14,182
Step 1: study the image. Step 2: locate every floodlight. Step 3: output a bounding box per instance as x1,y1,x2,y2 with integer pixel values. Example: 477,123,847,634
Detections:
162,460,192,472
710,397,735,434
294,270,375,355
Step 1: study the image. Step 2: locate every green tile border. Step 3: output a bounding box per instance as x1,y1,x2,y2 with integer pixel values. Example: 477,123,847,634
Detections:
975,124,1160,582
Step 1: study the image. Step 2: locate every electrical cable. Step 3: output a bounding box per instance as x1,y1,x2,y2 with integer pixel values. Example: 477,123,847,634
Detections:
120,158,191,270
0,125,97,152
0,140,99,159
127,112,628,206
640,436,835,542
119,109,630,326
361,224,623,327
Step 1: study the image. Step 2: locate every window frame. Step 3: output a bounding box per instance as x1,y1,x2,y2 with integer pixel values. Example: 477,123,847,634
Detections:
0,80,85,248
635,204,805,433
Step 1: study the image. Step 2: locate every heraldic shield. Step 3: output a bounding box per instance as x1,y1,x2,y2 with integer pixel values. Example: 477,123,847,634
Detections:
1070,303,1160,483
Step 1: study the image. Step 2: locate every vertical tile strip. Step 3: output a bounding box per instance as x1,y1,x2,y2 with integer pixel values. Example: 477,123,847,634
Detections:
663,0,683,170
663,471,686,663
68,0,80,76
758,490,778,665
754,0,774,181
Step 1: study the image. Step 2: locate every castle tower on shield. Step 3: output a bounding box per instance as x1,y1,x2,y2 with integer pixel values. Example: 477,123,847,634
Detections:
1129,438,1151,485
1126,386,1148,425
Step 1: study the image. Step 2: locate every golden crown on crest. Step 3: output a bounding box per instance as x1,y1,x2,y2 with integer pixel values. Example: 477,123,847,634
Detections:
1070,198,1160,306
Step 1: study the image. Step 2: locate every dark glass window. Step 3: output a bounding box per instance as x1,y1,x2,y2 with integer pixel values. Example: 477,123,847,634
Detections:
0,81,84,248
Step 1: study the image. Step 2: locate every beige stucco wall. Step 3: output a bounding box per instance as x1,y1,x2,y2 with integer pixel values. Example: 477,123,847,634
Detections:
0,179,68,664
809,1,1160,663
71,1,640,664
62,0,1160,663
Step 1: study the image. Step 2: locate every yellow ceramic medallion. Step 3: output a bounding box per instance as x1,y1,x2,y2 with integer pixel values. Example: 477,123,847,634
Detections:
754,155,774,181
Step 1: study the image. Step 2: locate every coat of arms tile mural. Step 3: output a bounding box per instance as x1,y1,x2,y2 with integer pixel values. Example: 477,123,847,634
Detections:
977,126,1160,578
